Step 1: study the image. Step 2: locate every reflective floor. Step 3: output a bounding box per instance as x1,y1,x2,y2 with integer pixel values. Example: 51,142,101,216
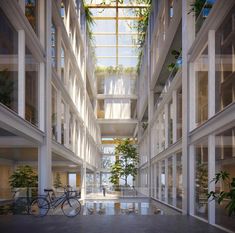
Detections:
84,199,164,215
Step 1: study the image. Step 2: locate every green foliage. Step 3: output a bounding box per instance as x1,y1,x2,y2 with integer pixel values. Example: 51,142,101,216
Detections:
54,173,62,189
188,0,213,19
82,0,95,42
109,138,138,186
95,65,136,75
9,165,38,189
0,69,14,108
208,171,235,216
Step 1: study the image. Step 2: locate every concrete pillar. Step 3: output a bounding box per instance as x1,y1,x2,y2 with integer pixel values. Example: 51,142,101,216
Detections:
165,159,168,203
81,162,86,200
57,91,62,143
208,30,215,118
38,0,52,194
189,145,195,215
164,104,169,149
172,155,177,207
172,90,177,143
208,135,215,224
182,0,195,215
158,162,161,200
18,30,25,119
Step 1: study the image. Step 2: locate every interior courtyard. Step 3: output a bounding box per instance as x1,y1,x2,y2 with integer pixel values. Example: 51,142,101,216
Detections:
0,0,234,232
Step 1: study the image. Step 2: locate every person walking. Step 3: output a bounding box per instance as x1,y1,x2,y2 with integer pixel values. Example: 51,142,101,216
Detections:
102,185,106,197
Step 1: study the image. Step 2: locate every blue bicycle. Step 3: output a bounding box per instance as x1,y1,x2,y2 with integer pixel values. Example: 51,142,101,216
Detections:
29,186,81,217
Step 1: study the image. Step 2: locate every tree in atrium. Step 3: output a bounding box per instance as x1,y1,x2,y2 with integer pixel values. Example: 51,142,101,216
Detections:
54,172,62,189
109,138,138,188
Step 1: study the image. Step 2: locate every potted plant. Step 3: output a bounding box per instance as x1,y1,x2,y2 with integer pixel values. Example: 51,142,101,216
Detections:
208,171,235,216
9,165,38,214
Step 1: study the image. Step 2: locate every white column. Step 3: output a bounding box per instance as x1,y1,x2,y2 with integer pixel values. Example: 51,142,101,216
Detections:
189,63,196,130
172,155,177,207
65,104,70,148
165,159,168,203
38,0,45,48
154,163,157,199
189,145,195,215
18,30,25,118
164,104,169,149
182,0,195,215
39,63,45,131
57,28,62,77
172,90,177,143
208,135,215,224
57,91,62,143
80,163,86,200
38,0,52,194
208,30,215,118
151,164,155,197
158,162,161,200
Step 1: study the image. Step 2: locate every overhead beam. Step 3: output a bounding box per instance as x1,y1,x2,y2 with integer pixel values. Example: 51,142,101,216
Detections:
86,4,150,8
92,16,143,20
95,44,139,47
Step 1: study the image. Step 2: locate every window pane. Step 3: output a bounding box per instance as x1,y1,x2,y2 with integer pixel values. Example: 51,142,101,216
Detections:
215,6,235,112
215,127,235,231
0,10,18,113
25,47,39,126
195,143,208,219
195,46,208,126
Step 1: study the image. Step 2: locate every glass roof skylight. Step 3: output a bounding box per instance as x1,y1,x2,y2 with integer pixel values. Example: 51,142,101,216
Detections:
85,0,150,68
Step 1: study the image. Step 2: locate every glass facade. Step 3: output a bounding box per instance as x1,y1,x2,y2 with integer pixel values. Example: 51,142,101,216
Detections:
0,10,18,113
214,127,235,231
176,153,182,209
195,143,208,219
215,6,235,112
167,157,173,205
51,22,57,68
195,46,208,126
25,47,39,126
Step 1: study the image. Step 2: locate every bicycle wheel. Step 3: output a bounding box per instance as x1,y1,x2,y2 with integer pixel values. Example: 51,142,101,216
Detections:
29,197,50,217
61,197,81,217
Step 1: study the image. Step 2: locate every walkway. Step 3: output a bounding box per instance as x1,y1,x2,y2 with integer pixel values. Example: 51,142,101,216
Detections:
0,215,226,233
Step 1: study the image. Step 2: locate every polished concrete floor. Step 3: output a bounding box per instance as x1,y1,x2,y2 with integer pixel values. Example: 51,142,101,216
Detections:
0,215,226,233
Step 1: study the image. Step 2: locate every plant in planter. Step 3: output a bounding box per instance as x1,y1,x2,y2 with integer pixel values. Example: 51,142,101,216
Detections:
167,49,182,72
9,165,38,214
208,171,235,216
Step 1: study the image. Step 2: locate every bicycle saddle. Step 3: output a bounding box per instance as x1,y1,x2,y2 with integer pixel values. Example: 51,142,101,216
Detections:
44,189,53,192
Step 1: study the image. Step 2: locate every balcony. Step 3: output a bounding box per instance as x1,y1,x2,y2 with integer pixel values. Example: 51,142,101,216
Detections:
154,55,182,111
194,0,215,34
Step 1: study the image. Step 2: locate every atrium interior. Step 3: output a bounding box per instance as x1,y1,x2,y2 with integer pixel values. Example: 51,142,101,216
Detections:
0,0,235,232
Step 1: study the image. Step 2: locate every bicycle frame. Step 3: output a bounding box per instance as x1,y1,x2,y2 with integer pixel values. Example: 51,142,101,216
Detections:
44,191,68,209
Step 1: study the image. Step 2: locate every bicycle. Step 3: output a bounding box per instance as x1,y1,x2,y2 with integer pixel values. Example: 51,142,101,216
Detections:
29,186,81,217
